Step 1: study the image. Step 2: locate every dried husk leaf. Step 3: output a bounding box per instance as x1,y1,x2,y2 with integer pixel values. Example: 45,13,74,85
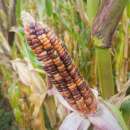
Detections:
59,112,90,130
11,59,47,117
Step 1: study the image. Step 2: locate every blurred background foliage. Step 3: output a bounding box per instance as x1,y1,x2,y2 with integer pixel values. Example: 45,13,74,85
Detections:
0,0,130,129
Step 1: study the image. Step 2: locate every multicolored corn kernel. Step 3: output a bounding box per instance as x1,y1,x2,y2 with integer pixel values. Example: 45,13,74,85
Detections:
23,17,97,114
24,23,79,112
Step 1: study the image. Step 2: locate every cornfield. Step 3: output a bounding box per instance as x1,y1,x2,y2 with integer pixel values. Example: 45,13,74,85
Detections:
0,0,130,130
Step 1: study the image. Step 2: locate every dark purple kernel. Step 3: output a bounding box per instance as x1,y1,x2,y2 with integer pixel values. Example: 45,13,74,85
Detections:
47,49,54,55
36,30,44,35
73,94,81,100
64,57,72,66
78,82,87,90
30,29,36,35
64,77,73,84
30,22,36,29
71,89,80,95
60,51,68,60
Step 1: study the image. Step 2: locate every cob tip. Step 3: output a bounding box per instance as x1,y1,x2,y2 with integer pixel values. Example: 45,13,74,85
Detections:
21,11,35,27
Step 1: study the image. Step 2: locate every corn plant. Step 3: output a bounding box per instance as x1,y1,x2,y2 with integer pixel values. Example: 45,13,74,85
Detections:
0,0,130,130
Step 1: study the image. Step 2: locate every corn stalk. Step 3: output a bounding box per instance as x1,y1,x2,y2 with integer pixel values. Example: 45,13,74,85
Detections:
115,9,129,91
92,0,128,98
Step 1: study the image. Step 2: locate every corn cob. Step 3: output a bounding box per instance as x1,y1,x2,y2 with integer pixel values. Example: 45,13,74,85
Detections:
23,16,97,115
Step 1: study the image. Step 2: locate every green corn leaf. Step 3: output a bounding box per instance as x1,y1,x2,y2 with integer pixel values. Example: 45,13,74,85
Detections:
13,107,23,123
8,84,20,108
45,0,53,16
115,31,125,77
87,0,99,23
127,0,130,18
16,0,21,23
